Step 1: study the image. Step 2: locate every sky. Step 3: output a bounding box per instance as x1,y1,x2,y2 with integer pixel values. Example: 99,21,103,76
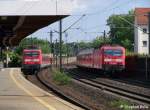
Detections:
0,0,76,15
28,0,150,43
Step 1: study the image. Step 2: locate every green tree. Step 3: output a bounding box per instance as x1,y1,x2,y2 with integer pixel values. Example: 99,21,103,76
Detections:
92,37,111,48
107,10,134,51
15,38,51,55
78,41,92,49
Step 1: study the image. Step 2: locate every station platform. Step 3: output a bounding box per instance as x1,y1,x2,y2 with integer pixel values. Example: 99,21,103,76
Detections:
0,68,84,110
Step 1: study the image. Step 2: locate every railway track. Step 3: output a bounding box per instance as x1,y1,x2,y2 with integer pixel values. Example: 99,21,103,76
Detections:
65,68,150,106
70,68,150,96
113,78,150,89
26,68,91,110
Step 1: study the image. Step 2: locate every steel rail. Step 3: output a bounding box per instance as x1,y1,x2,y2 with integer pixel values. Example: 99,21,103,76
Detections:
35,69,92,110
66,69,150,106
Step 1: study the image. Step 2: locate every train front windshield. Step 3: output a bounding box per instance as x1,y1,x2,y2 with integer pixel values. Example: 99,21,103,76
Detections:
104,50,122,56
24,52,39,57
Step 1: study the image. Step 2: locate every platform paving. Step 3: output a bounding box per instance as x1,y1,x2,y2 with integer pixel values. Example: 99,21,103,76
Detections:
0,68,84,110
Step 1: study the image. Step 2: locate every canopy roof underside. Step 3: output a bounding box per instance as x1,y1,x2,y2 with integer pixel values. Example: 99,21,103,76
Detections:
0,15,67,46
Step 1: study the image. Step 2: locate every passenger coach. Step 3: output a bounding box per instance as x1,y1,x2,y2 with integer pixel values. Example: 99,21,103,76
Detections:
76,45,125,73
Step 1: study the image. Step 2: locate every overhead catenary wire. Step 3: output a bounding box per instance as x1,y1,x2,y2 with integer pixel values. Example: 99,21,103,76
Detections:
118,13,149,17
76,12,149,37
17,0,136,32
64,0,136,37
49,15,86,35
71,0,134,16
80,24,107,31
14,0,149,44
63,14,86,33
118,15,149,35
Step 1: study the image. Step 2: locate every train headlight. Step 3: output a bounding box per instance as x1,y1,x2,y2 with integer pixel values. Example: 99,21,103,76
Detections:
104,59,112,62
33,59,40,62
24,59,40,62
25,59,32,62
115,59,123,62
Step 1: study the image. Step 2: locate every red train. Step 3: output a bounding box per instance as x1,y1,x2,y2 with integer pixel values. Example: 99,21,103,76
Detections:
21,48,52,74
76,45,125,74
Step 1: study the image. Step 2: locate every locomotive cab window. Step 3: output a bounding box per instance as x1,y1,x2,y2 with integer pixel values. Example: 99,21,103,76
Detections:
24,52,39,57
104,50,122,56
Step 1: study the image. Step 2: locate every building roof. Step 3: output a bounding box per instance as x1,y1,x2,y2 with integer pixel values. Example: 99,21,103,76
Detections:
135,8,150,25
0,0,76,46
0,15,67,46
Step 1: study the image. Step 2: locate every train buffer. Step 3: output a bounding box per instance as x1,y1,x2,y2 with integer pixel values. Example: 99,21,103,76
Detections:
0,68,84,110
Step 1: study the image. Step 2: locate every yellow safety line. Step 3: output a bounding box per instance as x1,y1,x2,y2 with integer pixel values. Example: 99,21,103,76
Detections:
10,69,56,110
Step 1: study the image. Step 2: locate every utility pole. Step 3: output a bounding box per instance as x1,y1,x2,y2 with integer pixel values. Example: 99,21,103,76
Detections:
50,31,53,50
103,30,106,43
49,31,53,65
0,47,3,70
6,47,9,68
30,36,33,47
50,31,53,52
65,32,68,65
55,39,58,67
145,12,150,80
49,31,53,48
0,47,2,61
148,12,150,54
59,19,62,72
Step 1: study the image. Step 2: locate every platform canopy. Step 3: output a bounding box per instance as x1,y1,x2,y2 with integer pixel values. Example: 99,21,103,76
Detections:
0,0,76,46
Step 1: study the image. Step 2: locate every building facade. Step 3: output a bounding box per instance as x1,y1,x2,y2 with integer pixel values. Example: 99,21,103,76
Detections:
134,8,150,54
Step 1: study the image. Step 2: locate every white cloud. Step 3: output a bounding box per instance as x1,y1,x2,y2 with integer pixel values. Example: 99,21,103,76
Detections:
0,0,81,15
73,0,88,11
75,1,88,9
18,0,39,1
68,0,98,13
0,0,91,15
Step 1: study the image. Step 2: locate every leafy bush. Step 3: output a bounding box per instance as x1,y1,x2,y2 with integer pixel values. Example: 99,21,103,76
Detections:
52,70,71,86
9,53,22,67
3,52,22,67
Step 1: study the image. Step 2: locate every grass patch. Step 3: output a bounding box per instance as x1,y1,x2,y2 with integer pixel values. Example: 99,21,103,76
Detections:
110,99,132,110
52,70,71,86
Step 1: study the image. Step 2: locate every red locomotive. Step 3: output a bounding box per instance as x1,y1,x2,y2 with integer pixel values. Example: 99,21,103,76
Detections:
76,45,125,74
21,47,52,74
